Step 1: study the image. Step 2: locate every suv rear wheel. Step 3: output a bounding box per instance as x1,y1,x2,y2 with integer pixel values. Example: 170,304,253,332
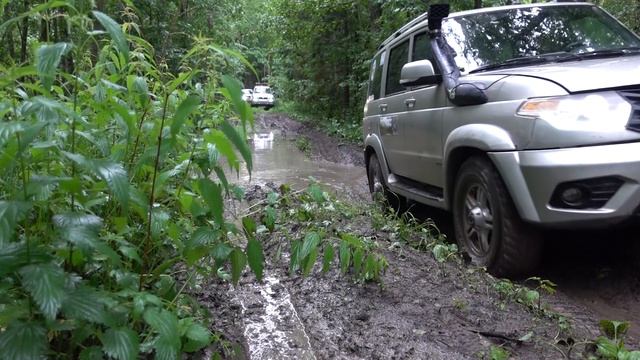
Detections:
367,153,406,212
453,156,541,278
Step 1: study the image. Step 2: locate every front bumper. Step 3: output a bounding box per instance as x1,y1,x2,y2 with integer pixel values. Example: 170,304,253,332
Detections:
490,142,640,227
252,99,274,106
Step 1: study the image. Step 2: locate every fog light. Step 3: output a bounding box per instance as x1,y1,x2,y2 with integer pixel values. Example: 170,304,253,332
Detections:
560,187,587,206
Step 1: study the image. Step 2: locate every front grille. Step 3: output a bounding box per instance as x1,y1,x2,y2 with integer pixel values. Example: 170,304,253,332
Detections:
618,89,640,132
549,176,624,210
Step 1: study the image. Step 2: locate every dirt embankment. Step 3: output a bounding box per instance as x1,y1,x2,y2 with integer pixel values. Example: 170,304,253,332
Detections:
197,112,640,359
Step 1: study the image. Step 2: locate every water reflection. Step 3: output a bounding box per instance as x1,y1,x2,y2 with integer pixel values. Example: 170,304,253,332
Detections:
239,132,369,200
252,132,274,150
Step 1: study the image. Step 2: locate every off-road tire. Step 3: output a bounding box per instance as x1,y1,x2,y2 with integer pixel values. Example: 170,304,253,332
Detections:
367,153,407,213
453,156,542,278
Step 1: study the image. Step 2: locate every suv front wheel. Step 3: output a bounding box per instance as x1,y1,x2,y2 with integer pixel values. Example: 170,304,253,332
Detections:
453,156,541,278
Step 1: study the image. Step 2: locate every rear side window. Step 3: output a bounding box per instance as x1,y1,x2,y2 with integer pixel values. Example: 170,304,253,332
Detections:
368,51,384,100
412,32,440,74
385,40,410,96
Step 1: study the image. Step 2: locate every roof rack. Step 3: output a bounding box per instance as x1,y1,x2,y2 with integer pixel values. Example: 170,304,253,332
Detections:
379,11,430,49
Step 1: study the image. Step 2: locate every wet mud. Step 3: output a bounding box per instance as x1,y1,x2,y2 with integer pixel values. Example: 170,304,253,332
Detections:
197,112,640,359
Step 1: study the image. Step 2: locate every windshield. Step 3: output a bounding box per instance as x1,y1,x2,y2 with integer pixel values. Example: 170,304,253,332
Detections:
442,5,640,73
254,86,272,94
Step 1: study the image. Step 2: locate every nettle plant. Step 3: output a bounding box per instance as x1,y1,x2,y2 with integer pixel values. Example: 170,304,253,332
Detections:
0,3,262,359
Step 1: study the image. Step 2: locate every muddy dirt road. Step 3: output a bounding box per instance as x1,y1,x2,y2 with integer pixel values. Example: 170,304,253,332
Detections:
200,112,640,359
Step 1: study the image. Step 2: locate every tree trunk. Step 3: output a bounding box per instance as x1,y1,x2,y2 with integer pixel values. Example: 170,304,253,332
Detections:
474,0,482,9
20,0,29,63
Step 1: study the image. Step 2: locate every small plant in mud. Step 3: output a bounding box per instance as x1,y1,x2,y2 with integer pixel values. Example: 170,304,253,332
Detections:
552,320,640,359
589,320,640,359
493,277,556,313
249,183,388,283
295,136,312,155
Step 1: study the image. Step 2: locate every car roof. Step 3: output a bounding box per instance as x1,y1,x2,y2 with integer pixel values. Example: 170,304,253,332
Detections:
379,2,594,50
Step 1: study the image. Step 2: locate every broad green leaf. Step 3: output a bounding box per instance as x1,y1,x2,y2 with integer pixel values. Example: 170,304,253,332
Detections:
22,96,69,124
62,286,109,325
154,335,181,360
246,238,264,281
19,263,66,320
0,301,29,327
0,122,23,149
151,210,170,240
143,308,179,337
289,239,301,274
322,245,334,273
0,243,51,276
595,336,619,358
221,75,252,127
0,321,48,360
262,206,276,232
53,212,103,249
620,351,640,360
189,227,219,247
101,327,139,360
242,217,257,240
127,75,149,107
92,11,129,63
197,179,223,227
230,248,246,285
182,322,211,352
132,292,163,318
302,247,318,277
63,152,130,211
600,319,630,340
0,201,31,246
36,42,72,91
80,347,103,360
220,119,252,173
353,248,364,275
211,243,232,268
171,95,200,136
205,130,239,171
299,232,321,261
339,240,351,274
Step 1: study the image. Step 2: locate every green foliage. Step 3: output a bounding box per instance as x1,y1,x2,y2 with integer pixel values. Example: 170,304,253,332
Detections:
295,136,311,155
590,320,640,360
489,345,510,360
0,3,261,358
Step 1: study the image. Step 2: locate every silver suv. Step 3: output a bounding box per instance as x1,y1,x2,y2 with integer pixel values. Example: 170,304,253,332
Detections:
363,2,640,277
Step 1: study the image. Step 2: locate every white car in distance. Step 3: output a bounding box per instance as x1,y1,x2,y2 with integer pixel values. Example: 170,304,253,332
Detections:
251,84,275,109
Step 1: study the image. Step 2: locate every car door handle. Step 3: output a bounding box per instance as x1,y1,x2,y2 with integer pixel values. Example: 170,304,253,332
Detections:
404,98,416,108
379,103,388,112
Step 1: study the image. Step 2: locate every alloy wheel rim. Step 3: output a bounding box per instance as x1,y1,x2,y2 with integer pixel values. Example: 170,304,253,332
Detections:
462,184,494,257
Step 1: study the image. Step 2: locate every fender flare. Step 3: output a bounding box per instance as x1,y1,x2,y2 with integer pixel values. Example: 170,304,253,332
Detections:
364,133,391,183
443,124,516,208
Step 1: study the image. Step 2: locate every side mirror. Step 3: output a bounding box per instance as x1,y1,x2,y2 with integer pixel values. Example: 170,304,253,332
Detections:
400,60,442,87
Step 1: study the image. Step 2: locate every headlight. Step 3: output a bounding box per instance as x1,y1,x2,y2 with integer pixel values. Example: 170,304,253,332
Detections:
517,92,631,131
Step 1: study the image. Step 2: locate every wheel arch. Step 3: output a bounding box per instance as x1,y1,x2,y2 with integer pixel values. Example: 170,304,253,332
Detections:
443,124,516,210
364,134,391,183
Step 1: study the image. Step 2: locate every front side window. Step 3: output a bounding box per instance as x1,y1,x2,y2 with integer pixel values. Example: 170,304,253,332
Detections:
386,40,410,96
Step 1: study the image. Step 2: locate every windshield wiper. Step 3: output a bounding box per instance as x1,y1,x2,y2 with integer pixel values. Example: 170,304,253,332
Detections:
575,46,640,59
469,52,580,74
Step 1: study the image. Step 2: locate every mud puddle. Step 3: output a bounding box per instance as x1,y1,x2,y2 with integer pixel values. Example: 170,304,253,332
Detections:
238,129,369,201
